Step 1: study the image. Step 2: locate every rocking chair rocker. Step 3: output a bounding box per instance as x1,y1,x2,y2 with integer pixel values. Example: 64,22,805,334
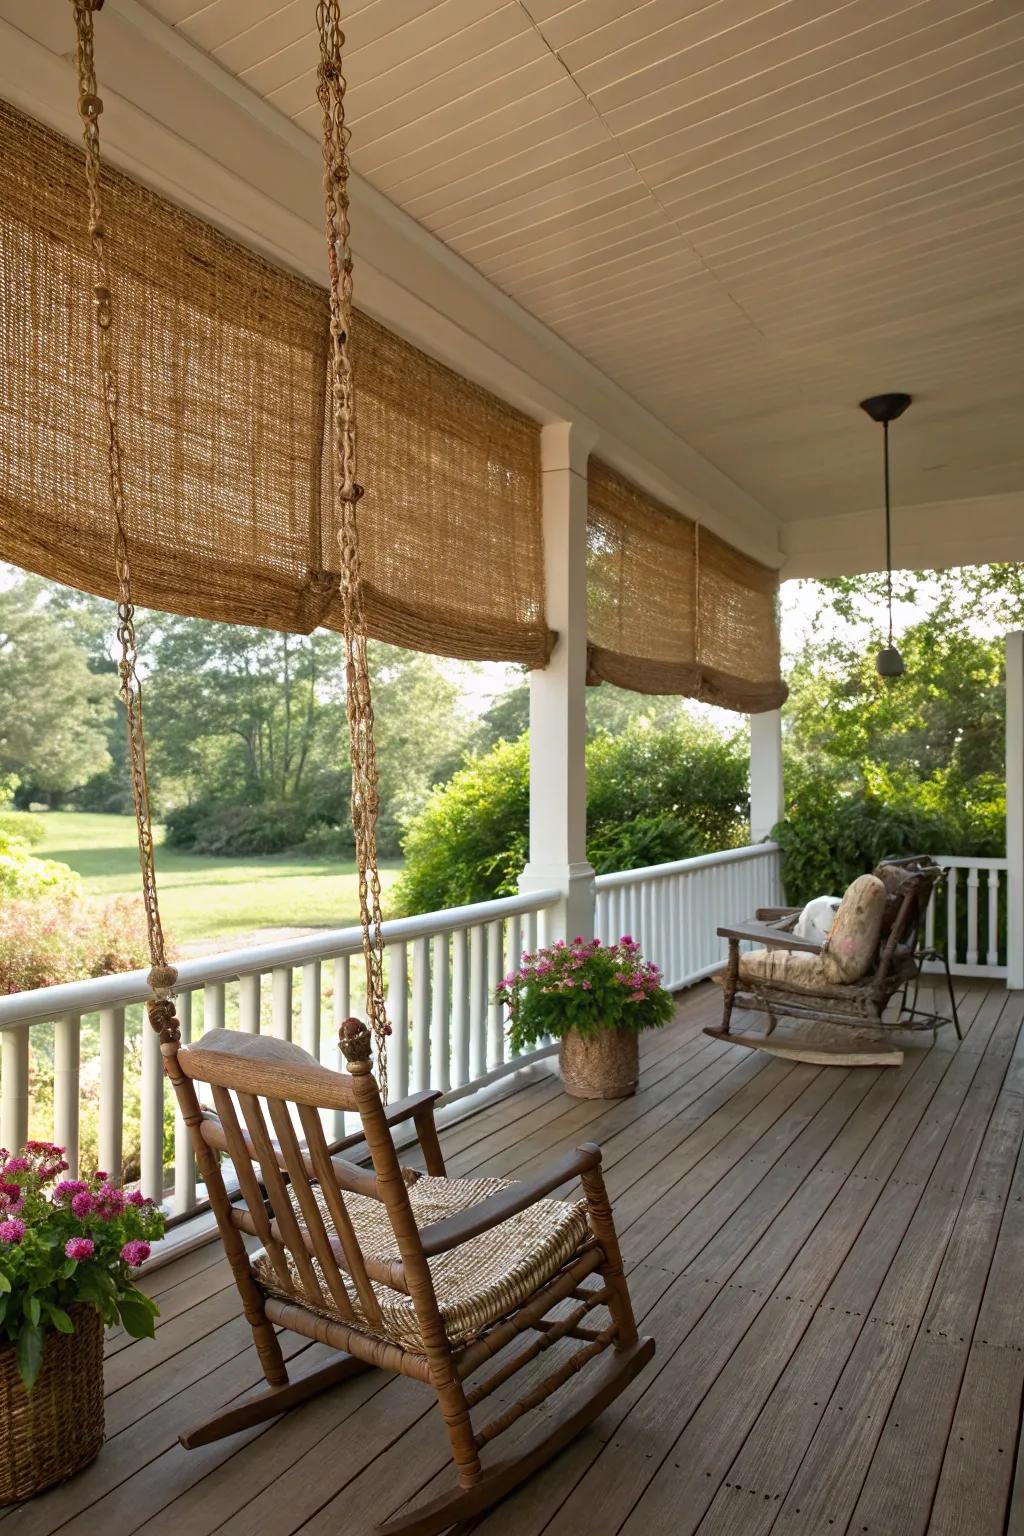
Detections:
704,858,961,1067
155,1013,653,1535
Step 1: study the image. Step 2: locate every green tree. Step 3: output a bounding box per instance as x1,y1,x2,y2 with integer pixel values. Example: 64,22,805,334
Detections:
0,577,115,803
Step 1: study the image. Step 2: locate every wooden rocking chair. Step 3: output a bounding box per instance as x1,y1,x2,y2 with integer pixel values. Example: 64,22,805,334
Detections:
704,858,961,1067
156,1013,653,1535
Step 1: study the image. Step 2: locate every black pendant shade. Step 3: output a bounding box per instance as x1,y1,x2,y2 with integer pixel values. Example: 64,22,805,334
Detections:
859,393,912,679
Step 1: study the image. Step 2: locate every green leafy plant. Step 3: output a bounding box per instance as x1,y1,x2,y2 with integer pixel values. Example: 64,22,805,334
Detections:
497,936,674,1055
0,1142,165,1389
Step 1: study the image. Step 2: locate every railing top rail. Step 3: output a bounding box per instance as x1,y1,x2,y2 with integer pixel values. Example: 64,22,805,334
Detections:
929,855,1008,870
0,887,562,1029
594,841,780,891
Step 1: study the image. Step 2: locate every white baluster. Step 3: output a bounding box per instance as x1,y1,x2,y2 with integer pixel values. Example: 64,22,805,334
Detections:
239,973,261,1034
524,910,538,956
387,943,409,1101
469,925,487,1080
0,1029,29,1154
988,869,1001,969
431,933,451,1092
966,868,980,967
271,966,292,1041
946,867,959,968
487,920,504,1071
99,1007,124,1184
174,992,196,1217
329,957,351,1142
925,883,937,952
302,960,322,1061
507,917,522,1057
140,1007,165,1203
451,927,470,1089
411,936,431,1094
53,1014,80,1178
204,981,225,1032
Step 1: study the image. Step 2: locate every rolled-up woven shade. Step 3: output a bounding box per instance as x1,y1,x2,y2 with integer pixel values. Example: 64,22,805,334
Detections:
0,100,550,666
586,459,786,713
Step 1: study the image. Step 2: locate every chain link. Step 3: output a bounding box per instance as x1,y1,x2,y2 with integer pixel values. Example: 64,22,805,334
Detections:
316,0,390,1099
71,1,174,1006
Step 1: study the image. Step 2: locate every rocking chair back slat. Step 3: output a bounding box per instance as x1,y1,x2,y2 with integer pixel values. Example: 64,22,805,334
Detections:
295,1100,384,1324
209,1083,293,1292
235,1091,328,1309
264,1097,357,1323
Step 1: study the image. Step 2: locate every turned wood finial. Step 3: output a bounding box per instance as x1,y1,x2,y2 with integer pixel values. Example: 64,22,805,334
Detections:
339,1017,373,1074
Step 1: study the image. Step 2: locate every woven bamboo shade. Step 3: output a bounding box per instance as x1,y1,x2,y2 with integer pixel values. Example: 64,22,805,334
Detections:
0,100,550,666
586,460,786,713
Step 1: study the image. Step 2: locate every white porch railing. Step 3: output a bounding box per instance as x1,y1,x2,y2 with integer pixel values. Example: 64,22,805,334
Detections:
924,856,1009,979
0,889,559,1216
594,843,784,991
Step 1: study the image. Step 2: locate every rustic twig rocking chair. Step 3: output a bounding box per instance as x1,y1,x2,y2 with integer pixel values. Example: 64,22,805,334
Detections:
705,857,961,1067
154,1012,653,1535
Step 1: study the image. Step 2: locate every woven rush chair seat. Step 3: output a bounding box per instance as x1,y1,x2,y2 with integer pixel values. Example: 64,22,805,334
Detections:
254,1175,592,1350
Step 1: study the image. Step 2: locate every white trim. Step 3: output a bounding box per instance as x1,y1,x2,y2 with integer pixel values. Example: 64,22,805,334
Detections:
781,494,1024,580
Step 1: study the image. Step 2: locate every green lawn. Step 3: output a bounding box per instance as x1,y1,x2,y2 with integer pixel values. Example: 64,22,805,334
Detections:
36,812,402,946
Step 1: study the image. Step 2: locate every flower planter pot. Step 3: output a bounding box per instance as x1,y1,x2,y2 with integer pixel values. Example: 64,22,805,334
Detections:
0,1304,104,1505
559,1027,639,1100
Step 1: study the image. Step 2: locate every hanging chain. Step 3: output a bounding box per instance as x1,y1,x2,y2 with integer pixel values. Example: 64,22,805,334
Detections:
70,1,178,1026
316,0,390,1099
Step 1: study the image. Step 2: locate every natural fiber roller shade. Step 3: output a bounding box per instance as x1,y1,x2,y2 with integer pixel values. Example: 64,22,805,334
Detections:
586,460,786,713
0,100,550,666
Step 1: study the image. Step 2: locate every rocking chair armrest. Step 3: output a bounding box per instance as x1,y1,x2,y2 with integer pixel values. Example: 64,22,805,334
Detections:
754,907,800,922
717,920,823,954
417,1144,603,1258
331,1088,447,1176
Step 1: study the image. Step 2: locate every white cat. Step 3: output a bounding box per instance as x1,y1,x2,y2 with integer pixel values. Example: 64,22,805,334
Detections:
794,895,843,945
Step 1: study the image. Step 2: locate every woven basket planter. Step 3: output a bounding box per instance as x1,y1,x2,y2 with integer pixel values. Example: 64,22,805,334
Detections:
0,1304,105,1505
559,1027,639,1100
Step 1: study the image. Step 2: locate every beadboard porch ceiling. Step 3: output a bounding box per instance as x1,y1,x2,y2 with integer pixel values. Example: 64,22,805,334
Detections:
129,0,1024,527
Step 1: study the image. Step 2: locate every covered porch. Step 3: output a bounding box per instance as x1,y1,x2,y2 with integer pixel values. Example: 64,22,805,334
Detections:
12,977,1024,1536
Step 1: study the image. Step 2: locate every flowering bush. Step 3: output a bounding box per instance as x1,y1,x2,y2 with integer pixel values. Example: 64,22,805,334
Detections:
0,890,150,995
496,936,674,1054
0,1142,165,1389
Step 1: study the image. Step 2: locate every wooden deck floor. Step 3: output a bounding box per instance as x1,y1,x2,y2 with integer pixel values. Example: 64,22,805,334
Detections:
9,979,1024,1536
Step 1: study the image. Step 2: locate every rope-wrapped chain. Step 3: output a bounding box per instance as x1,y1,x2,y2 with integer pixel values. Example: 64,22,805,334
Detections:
316,0,391,1100
70,0,391,1092
70,0,180,1052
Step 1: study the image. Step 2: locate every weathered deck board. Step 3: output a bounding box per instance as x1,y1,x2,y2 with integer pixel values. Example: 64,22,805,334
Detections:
8,980,1022,1536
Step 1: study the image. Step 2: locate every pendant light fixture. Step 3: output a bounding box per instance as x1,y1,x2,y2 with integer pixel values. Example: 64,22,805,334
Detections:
859,391,912,678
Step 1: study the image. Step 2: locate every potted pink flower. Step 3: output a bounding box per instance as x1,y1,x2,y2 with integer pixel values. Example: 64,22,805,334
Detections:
0,1141,165,1503
497,936,673,1099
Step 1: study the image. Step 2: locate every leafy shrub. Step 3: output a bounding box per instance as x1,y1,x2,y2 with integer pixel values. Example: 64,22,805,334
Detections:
0,828,79,903
164,799,310,856
393,719,750,915
0,811,44,848
773,763,1005,906
301,823,357,859
0,892,149,995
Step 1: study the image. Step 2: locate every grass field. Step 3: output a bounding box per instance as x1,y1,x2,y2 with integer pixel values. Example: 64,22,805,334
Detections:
36,812,402,946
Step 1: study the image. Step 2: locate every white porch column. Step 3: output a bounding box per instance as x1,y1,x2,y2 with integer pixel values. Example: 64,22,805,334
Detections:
749,708,784,844
519,420,597,941
1006,631,1023,990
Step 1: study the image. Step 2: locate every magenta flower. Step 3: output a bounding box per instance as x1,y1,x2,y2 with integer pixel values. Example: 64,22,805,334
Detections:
120,1240,151,1267
125,1191,148,1207
2,1157,29,1174
0,1218,25,1243
71,1191,95,1219
65,1237,95,1261
53,1180,90,1204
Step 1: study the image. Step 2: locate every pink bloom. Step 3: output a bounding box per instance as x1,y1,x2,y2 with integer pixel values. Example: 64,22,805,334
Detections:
2,1157,29,1174
120,1240,151,1267
94,1171,108,1183
71,1191,95,1219
65,1237,95,1261
629,990,645,1003
125,1191,148,1207
582,980,593,990
0,1219,25,1243
53,1180,89,1204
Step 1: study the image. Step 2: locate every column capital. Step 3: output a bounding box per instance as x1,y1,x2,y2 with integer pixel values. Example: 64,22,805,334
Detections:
541,419,600,478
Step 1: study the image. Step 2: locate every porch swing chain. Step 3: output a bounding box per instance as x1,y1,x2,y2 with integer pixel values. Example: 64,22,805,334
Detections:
316,0,390,1100
70,1,179,1035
